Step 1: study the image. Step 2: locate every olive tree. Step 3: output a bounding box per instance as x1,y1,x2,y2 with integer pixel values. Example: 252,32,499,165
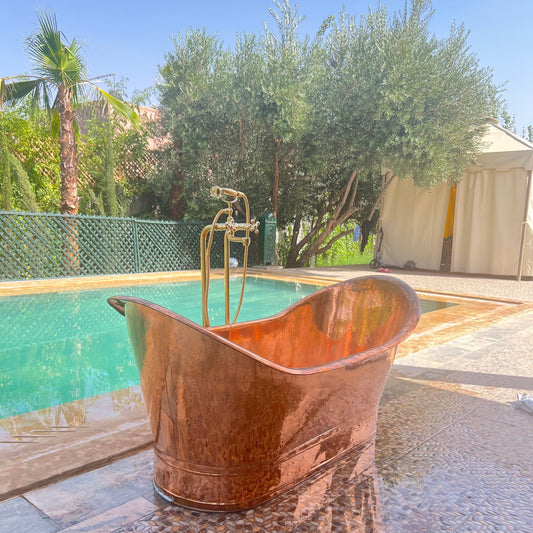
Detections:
285,0,499,267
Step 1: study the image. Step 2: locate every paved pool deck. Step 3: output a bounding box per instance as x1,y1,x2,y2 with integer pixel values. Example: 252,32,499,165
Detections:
1,266,532,532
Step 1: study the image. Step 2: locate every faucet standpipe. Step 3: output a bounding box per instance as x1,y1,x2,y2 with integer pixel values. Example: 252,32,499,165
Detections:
200,187,259,327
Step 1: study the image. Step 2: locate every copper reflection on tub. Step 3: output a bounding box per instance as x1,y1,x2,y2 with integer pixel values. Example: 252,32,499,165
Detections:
108,275,420,511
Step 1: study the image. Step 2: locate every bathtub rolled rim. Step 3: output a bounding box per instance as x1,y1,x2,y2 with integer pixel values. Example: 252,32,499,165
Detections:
108,275,421,376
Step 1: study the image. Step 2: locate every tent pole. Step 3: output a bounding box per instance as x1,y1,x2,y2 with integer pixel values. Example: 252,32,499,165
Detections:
517,169,532,281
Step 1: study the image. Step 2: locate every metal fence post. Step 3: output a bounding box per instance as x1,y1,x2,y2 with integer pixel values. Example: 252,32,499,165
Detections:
132,218,141,273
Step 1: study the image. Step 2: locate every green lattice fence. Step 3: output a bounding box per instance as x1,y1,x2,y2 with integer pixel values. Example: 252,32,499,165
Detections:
0,212,244,281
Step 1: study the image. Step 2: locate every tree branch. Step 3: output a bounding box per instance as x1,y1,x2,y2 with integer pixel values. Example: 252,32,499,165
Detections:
321,169,358,241
291,215,301,250
315,227,354,256
366,171,396,222
296,169,358,252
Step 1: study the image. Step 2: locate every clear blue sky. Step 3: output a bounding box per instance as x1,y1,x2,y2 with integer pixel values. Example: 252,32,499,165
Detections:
2,0,532,132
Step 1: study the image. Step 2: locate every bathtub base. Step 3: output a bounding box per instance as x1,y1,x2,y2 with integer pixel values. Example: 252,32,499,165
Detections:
151,441,377,512
151,420,378,511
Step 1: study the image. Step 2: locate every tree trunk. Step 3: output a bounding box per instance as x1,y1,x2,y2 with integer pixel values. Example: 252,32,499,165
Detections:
272,139,282,217
58,84,79,215
58,84,80,275
284,170,360,268
285,215,301,267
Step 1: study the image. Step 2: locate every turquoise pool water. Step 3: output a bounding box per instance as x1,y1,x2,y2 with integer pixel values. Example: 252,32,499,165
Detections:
0,277,320,419
0,277,454,420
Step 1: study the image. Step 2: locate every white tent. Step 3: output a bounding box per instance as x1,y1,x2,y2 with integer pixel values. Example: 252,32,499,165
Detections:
380,122,533,279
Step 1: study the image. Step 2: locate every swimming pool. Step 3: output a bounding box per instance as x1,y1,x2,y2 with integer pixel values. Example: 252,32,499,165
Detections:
0,277,454,420
0,277,322,419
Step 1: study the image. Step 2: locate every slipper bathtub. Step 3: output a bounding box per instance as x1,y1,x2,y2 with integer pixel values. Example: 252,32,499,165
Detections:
108,275,420,511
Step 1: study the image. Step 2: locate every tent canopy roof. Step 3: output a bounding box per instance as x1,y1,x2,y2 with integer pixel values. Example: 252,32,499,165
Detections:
469,122,533,171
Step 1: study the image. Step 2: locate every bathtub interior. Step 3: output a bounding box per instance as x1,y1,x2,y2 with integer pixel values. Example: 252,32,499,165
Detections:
212,278,418,369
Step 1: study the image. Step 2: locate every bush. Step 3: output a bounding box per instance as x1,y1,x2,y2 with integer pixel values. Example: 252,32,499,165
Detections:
315,223,374,266
277,221,374,267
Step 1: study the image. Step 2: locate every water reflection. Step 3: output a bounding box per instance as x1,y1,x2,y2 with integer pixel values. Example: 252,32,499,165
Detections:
0,385,146,441
0,399,95,439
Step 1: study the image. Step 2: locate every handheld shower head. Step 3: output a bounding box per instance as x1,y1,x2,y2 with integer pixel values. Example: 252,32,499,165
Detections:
210,186,241,202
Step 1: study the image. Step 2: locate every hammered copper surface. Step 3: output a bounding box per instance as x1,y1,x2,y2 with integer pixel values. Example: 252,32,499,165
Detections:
108,275,420,511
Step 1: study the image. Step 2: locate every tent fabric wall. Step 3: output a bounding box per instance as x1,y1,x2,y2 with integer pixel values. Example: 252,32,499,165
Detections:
379,123,533,277
452,168,533,277
380,177,449,270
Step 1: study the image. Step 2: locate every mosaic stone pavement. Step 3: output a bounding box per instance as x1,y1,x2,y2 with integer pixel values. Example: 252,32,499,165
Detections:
1,311,531,532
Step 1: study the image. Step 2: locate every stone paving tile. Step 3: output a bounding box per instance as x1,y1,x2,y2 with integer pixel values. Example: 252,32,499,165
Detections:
394,344,474,373
455,350,533,383
24,450,155,529
477,391,533,428
457,501,532,533
301,472,385,532
376,377,533,531
283,265,533,302
0,496,59,533
375,376,481,466
436,410,533,478
377,430,532,532
394,359,532,401
59,496,157,532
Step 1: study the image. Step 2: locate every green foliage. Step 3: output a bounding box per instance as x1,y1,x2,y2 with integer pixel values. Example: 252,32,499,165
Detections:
8,152,39,211
0,148,40,212
278,222,373,266
0,95,150,216
103,123,118,217
276,225,293,267
80,115,121,216
155,3,322,224
500,108,517,133
319,0,500,188
78,115,134,217
1,106,57,211
154,0,500,266
1,143,13,209
263,0,316,143
315,224,374,266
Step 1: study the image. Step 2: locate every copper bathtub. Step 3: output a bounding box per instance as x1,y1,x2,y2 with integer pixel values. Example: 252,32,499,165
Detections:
108,275,420,511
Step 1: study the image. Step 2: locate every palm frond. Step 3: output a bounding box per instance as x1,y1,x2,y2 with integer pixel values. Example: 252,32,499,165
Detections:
0,78,43,104
26,10,87,90
94,86,142,128
27,12,63,81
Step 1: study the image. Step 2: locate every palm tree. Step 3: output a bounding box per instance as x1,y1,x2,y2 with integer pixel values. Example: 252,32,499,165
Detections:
0,10,139,214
